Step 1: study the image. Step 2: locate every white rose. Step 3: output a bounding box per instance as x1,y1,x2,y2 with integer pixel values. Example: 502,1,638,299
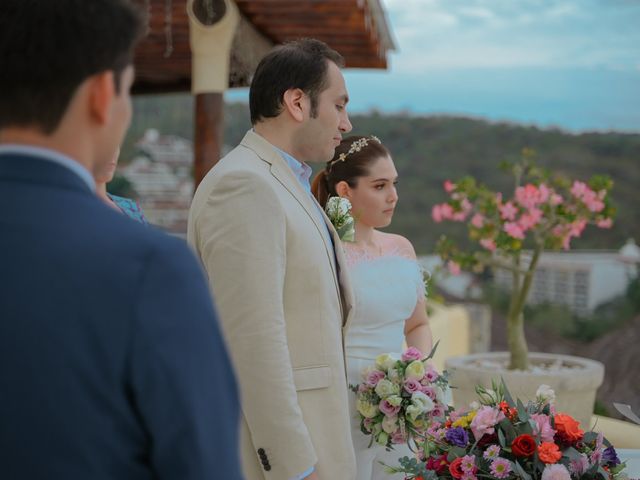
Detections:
356,399,378,418
376,431,389,446
375,378,399,398
411,391,434,413
382,415,398,434
375,353,398,372
405,404,422,423
405,360,426,380
387,395,403,407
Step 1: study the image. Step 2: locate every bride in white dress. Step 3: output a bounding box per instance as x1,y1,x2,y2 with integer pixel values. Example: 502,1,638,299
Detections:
312,135,433,480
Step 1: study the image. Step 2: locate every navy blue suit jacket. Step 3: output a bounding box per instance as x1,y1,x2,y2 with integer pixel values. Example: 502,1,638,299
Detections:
0,152,243,480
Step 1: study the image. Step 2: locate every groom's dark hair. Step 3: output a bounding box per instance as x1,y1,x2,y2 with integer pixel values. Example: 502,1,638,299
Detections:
249,38,344,125
0,0,146,134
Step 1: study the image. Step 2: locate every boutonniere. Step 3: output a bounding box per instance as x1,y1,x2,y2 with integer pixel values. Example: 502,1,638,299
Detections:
325,196,355,242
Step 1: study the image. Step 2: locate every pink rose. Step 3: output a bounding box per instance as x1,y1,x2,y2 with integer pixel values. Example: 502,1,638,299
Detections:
379,399,401,416
424,364,439,382
422,385,437,400
365,369,386,387
470,406,505,440
404,378,423,394
401,346,423,362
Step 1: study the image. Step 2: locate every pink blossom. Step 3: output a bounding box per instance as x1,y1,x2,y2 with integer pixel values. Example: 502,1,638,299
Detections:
423,364,439,382
448,261,461,275
379,399,401,416
569,219,587,237
518,208,543,230
430,405,446,419
516,184,543,210
470,406,505,440
480,238,497,252
461,455,477,474
531,413,556,442
504,222,525,239
495,192,503,206
357,383,370,393
432,203,454,222
597,218,613,229
404,378,423,394
541,464,571,480
499,201,518,221
471,213,485,228
444,180,456,193
401,346,423,362
538,183,551,202
569,454,590,475
571,181,589,198
365,369,386,387
550,193,563,205
584,194,605,213
562,235,572,250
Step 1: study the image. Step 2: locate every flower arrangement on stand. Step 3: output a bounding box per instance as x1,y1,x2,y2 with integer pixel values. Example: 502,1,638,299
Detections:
387,381,627,480
350,345,451,450
432,150,615,370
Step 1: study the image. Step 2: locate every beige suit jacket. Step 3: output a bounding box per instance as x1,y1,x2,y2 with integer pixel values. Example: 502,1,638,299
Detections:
188,130,356,480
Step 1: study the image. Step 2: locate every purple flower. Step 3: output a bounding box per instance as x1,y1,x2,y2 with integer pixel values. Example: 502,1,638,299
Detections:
445,427,469,447
602,446,620,466
401,346,423,362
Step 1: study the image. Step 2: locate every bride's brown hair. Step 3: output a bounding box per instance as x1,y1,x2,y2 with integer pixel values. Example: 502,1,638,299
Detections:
311,135,390,207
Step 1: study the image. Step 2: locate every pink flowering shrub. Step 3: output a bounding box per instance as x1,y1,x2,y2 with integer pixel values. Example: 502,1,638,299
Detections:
432,150,615,370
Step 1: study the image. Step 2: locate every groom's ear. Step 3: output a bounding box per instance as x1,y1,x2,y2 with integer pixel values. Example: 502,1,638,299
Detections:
282,88,306,123
336,180,351,198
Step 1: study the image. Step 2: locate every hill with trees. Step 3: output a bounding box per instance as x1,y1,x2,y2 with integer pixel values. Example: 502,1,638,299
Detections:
124,96,640,254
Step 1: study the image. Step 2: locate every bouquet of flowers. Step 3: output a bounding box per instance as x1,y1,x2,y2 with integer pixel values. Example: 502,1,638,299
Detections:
325,196,355,241
387,381,627,480
350,345,450,450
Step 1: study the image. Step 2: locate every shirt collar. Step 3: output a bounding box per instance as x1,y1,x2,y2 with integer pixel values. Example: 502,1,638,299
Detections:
0,144,96,192
274,146,313,193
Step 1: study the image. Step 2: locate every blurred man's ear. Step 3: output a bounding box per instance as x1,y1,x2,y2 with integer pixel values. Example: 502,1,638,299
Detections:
87,71,115,125
282,88,307,123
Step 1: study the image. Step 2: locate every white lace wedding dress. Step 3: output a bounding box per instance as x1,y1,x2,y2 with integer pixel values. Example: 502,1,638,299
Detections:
344,248,425,480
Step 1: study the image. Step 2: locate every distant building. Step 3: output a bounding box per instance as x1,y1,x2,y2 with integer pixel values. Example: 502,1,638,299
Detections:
494,240,639,315
118,129,195,233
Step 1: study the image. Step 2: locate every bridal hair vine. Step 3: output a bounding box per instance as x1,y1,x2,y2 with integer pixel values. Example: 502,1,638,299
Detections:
327,135,382,171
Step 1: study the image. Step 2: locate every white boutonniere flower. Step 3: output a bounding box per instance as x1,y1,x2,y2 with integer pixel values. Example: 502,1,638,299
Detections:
325,196,355,242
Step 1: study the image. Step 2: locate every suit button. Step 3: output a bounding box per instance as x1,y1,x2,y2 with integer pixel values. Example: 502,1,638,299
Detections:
257,448,265,456
264,464,271,471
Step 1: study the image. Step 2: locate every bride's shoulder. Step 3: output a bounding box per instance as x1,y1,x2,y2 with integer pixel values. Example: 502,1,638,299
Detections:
377,231,417,259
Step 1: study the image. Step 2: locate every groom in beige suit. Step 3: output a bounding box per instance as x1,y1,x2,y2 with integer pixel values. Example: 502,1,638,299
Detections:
188,39,356,479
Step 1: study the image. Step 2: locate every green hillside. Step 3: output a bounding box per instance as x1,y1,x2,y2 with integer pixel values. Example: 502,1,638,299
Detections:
124,96,640,254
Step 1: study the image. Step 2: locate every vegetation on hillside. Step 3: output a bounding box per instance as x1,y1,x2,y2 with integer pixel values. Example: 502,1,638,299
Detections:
123,95,640,254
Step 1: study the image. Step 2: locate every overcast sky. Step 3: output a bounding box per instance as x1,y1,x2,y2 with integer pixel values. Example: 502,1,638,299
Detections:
229,0,640,133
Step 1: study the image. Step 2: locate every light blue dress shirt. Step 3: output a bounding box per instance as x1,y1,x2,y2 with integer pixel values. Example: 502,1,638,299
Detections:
0,144,95,192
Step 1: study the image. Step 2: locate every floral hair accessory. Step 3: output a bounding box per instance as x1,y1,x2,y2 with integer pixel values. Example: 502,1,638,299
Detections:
325,196,355,242
327,135,382,171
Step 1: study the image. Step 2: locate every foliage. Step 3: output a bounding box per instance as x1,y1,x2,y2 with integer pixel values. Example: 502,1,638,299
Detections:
431,152,615,369
387,381,627,480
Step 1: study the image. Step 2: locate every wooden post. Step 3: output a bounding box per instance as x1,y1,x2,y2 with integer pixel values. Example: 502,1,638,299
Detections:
194,92,223,188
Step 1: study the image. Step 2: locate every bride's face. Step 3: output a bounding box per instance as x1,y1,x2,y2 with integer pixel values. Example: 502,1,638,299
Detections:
345,155,399,229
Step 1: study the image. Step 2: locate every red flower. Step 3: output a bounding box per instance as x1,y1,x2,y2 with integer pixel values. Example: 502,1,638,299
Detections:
511,434,537,457
538,442,562,464
554,414,584,444
449,457,465,479
426,454,449,474
499,401,518,421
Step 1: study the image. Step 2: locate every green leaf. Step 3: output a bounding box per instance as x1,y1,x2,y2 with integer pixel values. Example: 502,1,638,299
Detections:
513,460,533,480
